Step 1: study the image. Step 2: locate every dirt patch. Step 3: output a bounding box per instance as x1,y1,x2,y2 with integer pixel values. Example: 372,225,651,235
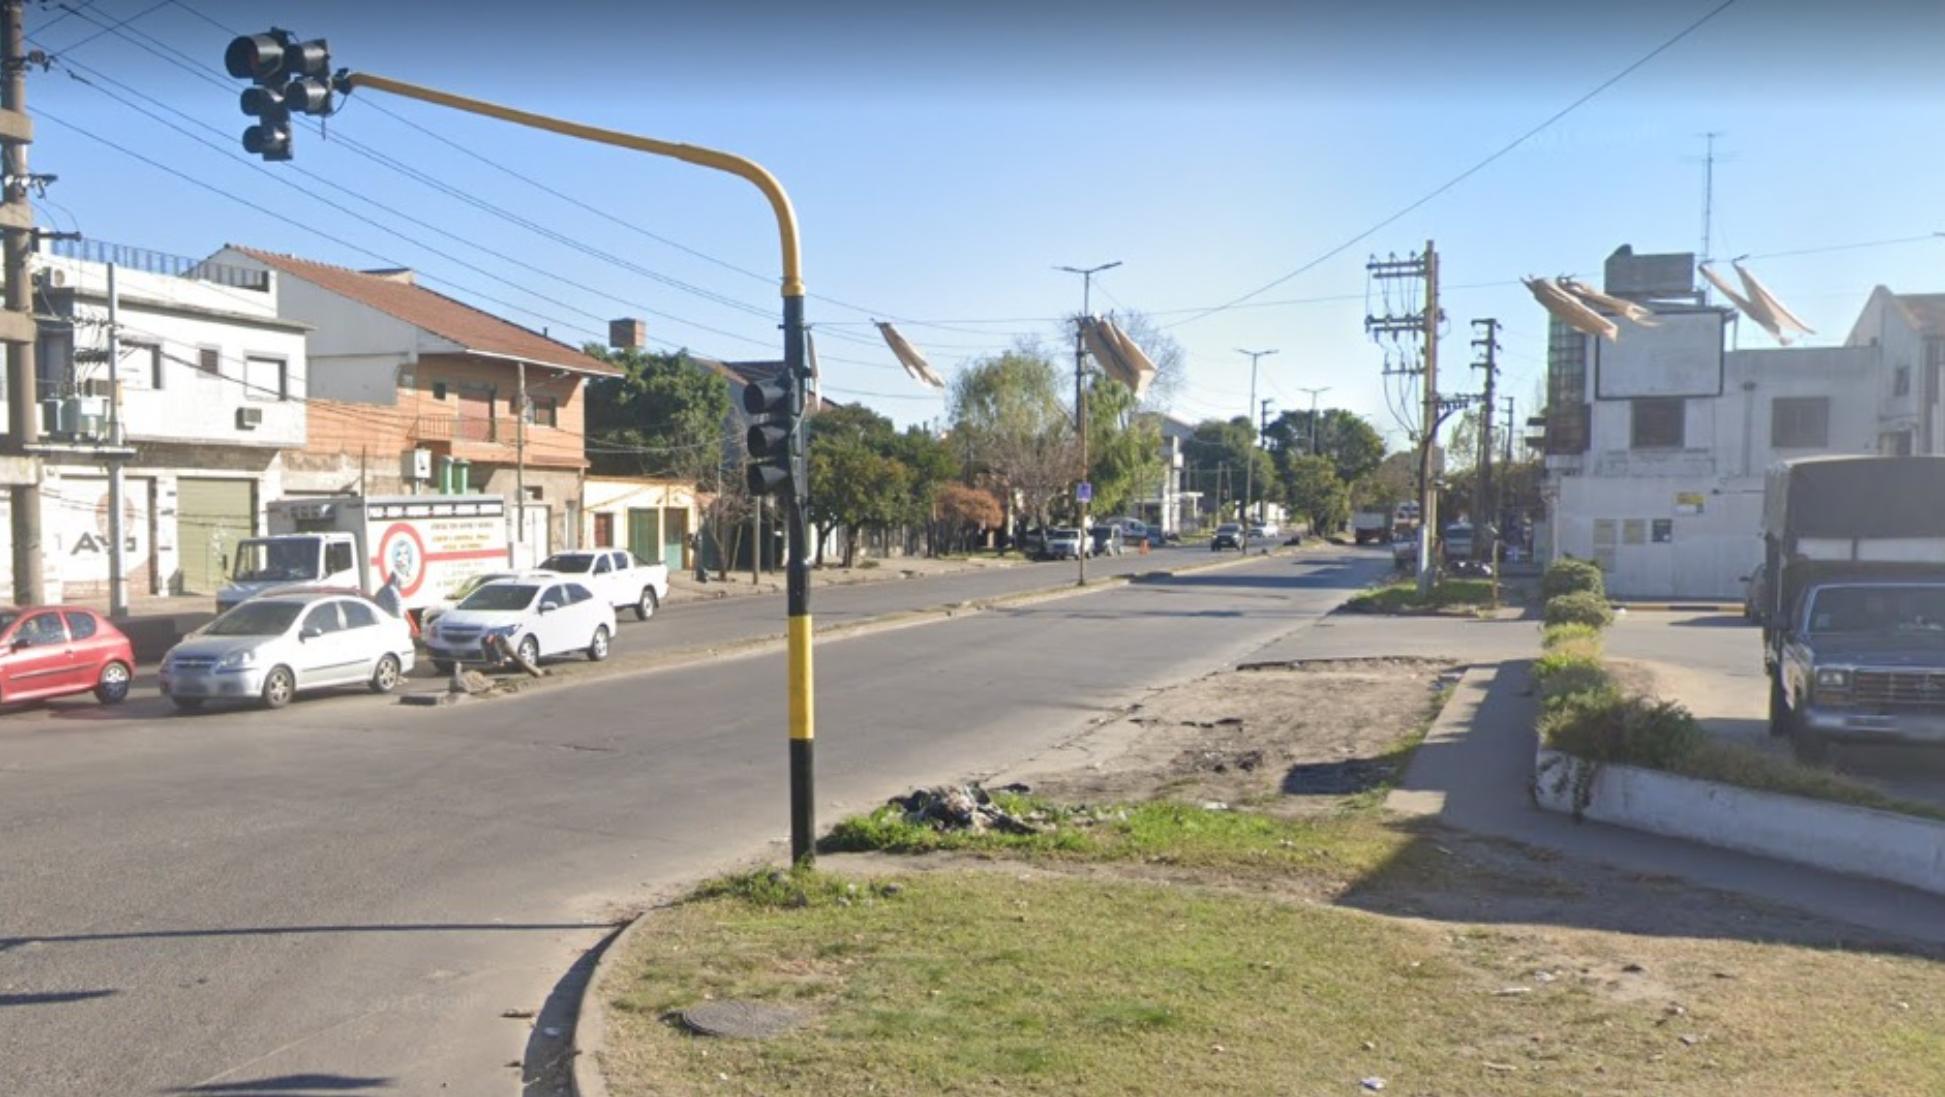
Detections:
1006,657,1456,815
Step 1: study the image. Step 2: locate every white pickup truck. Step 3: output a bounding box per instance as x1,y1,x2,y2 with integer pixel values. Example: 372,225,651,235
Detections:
537,549,670,621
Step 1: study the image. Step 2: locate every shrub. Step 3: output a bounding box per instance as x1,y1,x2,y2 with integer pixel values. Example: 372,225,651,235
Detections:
1533,650,1609,703
1541,622,1601,649
1542,557,1604,600
1540,690,1703,770
1544,590,1614,630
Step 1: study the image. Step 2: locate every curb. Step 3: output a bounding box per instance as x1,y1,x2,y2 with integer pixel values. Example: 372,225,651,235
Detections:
560,544,1310,1095
1533,747,1945,896
1610,602,1741,613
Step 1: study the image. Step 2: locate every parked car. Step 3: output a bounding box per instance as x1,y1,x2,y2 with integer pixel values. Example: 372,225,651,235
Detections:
1089,525,1124,557
1016,527,1048,559
1249,521,1279,541
422,578,618,673
1441,522,1475,562
160,591,415,711
538,549,670,621
1044,527,1085,560
1211,523,1243,551
0,606,135,707
421,569,560,629
1392,534,1419,569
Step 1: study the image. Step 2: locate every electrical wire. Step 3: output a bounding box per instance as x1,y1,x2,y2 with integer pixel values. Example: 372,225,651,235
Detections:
1163,0,1743,329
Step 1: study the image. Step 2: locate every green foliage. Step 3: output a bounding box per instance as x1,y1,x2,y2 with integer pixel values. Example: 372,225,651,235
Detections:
1351,451,1417,511
1266,408,1385,486
809,436,912,565
1541,557,1605,600
1347,578,1494,614
950,351,1076,523
581,346,730,481
1085,377,1162,517
1279,453,1350,535
1533,650,1610,704
1543,590,1614,630
1540,691,1703,770
1540,622,1603,650
692,865,902,909
1187,417,1277,518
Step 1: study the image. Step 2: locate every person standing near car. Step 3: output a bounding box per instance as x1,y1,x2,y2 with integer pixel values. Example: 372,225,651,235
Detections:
375,571,405,619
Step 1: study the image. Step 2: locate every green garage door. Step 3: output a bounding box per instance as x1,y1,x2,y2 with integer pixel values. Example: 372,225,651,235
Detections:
178,478,256,594
627,507,663,565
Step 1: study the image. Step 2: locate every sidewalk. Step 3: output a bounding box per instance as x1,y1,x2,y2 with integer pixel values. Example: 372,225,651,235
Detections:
1390,661,1945,946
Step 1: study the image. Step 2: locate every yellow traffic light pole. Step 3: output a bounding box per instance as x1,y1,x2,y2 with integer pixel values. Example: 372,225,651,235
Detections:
337,71,818,862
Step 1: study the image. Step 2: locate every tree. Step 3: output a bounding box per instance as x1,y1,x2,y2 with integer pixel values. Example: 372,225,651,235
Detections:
581,346,729,483
1264,407,1384,487
808,436,910,567
1186,417,1275,521
937,483,1003,553
1084,375,1162,518
1281,454,1350,535
1352,451,1417,511
950,350,1078,532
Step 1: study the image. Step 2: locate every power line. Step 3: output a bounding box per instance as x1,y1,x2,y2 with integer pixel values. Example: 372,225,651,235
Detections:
1163,0,1743,329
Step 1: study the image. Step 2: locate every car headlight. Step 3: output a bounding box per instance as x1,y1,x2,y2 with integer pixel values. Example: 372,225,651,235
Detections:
1814,667,1850,690
217,649,259,671
484,624,519,638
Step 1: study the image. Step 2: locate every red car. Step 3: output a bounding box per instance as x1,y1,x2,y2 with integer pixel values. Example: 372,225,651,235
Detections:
0,606,136,706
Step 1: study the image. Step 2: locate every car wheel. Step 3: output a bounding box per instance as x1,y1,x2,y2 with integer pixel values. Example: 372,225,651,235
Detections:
635,588,659,622
517,634,541,668
432,659,454,676
260,666,295,710
171,696,204,712
94,660,132,705
588,625,611,662
369,654,402,695
1767,677,1792,737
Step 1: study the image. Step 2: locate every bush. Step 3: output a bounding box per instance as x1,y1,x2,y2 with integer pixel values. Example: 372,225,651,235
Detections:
1540,690,1703,770
1533,650,1609,703
1541,622,1601,649
1545,590,1614,630
1542,558,1604,600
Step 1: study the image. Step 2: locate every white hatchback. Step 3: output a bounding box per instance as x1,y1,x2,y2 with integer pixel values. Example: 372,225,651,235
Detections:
422,578,617,672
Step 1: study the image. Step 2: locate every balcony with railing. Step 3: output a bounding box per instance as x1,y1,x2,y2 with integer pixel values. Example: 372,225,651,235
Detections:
44,237,270,292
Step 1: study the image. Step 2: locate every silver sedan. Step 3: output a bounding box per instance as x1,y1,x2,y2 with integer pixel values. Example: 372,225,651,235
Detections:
160,591,416,711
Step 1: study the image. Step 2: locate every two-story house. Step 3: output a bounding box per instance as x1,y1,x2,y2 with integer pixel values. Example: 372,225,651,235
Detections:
1846,288,1945,458
216,246,620,565
0,240,310,598
1540,247,1879,598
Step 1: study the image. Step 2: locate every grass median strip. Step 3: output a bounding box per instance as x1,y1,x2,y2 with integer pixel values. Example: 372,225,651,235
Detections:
1345,577,1496,615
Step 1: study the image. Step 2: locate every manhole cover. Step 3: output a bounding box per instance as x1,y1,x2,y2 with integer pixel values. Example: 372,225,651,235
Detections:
678,1000,805,1039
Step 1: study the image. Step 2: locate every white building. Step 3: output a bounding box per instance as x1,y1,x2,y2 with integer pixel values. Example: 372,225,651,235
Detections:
1846,288,1945,457
0,240,309,598
1541,247,1878,598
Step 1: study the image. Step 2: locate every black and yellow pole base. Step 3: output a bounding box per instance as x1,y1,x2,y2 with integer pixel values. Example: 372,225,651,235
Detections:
784,293,815,865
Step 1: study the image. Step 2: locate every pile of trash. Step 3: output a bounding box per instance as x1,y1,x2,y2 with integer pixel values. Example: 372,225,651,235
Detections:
889,783,1040,835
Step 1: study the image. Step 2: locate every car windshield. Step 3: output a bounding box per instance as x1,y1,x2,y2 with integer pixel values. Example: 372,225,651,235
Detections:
447,573,511,603
458,584,539,612
1217,524,1240,534
1807,586,1945,635
231,539,319,583
1051,528,1079,538
539,554,593,573
205,601,303,637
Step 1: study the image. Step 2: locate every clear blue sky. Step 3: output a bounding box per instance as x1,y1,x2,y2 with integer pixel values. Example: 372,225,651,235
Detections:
25,0,1945,448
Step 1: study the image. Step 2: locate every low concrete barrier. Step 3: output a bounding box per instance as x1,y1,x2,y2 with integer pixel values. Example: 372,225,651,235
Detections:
1535,748,1945,897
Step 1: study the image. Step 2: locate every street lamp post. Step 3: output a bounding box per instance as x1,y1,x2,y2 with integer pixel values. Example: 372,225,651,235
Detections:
1056,261,1120,586
1235,348,1277,547
221,41,820,862
1297,386,1331,456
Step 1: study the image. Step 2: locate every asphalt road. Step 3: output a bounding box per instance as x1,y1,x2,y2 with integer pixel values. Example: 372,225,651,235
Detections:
0,546,1388,1097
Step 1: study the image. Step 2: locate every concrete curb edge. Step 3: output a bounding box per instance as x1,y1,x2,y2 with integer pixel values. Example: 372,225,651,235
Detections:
1533,747,1945,896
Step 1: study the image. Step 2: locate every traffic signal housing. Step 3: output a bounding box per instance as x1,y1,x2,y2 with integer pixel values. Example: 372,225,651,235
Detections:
224,29,334,161
744,374,798,497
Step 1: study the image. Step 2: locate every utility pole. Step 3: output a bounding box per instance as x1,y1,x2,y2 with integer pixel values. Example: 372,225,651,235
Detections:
1056,260,1119,586
751,495,761,584
1502,394,1516,466
1470,317,1500,560
1365,242,1440,594
107,263,127,618
1297,386,1330,455
1236,348,1277,545
2,0,42,605
1699,131,1721,304
515,360,527,564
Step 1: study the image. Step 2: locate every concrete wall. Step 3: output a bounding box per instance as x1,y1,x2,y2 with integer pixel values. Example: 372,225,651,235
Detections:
1848,287,1935,454
582,476,699,567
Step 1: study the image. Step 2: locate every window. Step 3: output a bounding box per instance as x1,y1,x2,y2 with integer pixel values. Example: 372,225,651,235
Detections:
36,329,72,392
564,583,594,604
529,396,559,427
340,601,378,629
63,611,98,640
244,356,287,402
1629,398,1685,449
127,341,164,389
539,585,566,611
611,552,630,572
1771,396,1830,449
325,541,355,576
1895,366,1912,397
593,513,614,547
593,554,612,575
197,347,221,375
432,381,448,400
301,603,344,635
15,613,65,647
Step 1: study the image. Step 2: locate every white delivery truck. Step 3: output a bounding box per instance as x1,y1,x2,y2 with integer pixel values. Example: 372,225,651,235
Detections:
216,494,515,623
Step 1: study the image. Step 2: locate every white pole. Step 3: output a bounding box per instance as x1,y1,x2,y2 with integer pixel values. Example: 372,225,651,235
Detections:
106,263,128,618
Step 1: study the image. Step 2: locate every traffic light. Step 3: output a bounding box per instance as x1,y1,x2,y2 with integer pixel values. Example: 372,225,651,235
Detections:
224,29,334,161
744,374,797,496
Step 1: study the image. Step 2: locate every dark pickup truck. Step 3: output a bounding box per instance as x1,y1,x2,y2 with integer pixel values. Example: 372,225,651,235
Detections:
1761,456,1945,762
